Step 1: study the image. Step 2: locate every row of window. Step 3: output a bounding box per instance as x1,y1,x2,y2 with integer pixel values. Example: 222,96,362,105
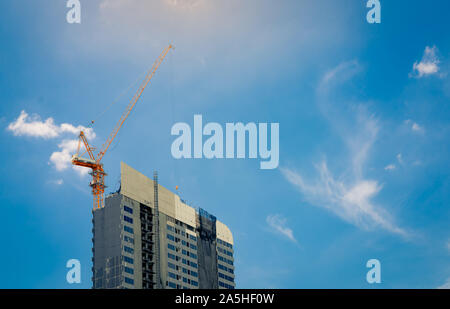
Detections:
219,272,234,283
168,253,198,269
217,238,233,249
218,247,233,257
182,240,197,250
168,244,198,260
183,277,198,286
167,233,197,243
182,249,197,259
218,263,234,274
182,267,198,277
219,281,235,289
218,255,233,266
182,258,198,269
167,217,195,232
168,273,199,287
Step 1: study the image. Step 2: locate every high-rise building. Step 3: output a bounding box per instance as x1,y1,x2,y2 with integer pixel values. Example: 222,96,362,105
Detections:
92,162,235,289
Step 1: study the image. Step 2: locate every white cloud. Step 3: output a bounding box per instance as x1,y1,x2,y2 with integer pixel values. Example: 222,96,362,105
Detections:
384,164,396,171
7,110,96,140
7,110,60,139
266,214,297,243
7,110,95,176
411,46,440,78
49,139,90,176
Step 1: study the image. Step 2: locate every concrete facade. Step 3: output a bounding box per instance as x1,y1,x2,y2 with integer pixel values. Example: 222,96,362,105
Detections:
92,162,235,289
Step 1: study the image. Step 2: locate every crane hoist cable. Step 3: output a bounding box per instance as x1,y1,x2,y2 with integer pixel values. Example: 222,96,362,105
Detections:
88,70,148,128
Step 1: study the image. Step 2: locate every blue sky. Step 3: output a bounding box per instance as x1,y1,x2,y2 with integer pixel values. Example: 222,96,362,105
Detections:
1,0,449,288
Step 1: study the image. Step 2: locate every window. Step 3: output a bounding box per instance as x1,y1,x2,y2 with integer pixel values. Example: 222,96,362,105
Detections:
124,267,134,275
124,246,134,254
124,216,133,224
167,224,174,232
191,271,198,278
191,253,197,259
168,262,176,270
168,253,177,261
168,272,177,279
189,235,197,241
124,235,134,244
123,256,134,264
191,280,198,287
124,226,134,234
190,262,198,269
168,244,176,251
190,244,197,250
124,205,133,214
167,234,175,241
168,282,177,289
124,277,134,285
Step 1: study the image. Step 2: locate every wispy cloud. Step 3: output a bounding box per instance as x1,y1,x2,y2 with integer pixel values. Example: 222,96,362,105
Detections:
7,110,94,176
282,163,407,237
438,278,450,289
49,179,64,186
396,154,403,166
165,0,204,9
405,119,425,134
266,214,297,243
318,60,362,94
283,61,408,237
384,164,396,171
410,46,440,78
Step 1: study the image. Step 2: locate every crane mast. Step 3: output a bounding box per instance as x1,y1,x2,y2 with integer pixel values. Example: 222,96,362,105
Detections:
72,44,173,210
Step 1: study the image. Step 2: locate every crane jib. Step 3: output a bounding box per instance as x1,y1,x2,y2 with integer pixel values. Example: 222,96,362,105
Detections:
71,44,173,210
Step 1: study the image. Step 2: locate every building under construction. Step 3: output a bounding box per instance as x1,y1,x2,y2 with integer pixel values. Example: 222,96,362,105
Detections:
92,162,235,289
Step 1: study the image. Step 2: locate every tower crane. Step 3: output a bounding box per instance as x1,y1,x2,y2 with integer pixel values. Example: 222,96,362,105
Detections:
72,44,173,210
